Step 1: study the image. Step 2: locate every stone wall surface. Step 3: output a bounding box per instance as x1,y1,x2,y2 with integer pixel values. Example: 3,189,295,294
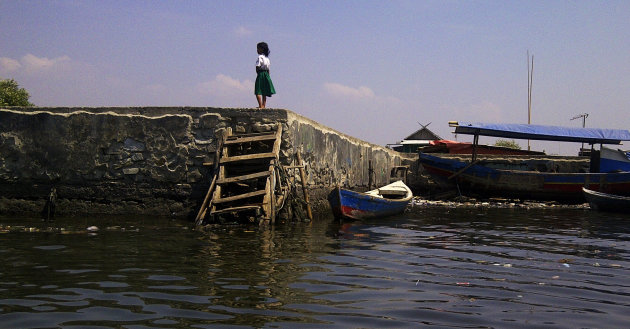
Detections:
0,107,417,219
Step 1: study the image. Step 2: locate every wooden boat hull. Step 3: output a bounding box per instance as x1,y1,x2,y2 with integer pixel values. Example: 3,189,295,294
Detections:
420,153,630,202
328,182,412,220
583,187,630,212
600,146,630,173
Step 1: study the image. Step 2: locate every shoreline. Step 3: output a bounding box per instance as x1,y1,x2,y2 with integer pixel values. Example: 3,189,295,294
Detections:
410,196,590,210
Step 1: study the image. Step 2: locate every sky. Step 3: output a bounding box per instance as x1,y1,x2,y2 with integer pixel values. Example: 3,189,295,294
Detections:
2,0,630,155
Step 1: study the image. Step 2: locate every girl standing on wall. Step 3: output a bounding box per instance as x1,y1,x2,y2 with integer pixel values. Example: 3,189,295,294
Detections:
255,42,276,108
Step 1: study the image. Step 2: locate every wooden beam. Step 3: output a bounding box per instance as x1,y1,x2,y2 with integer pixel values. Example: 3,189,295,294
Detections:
217,171,271,184
272,124,283,156
224,134,277,144
194,174,217,225
195,128,228,226
211,205,262,215
297,152,313,220
220,152,276,163
213,189,267,203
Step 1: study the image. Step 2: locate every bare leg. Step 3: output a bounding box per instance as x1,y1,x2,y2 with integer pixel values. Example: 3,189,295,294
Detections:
256,95,263,108
262,96,267,108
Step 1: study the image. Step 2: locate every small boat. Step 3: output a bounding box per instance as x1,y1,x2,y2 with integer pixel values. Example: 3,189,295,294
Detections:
328,180,413,220
583,187,630,212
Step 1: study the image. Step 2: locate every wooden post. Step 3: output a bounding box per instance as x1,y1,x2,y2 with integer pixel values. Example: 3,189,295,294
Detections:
194,129,227,226
368,160,373,190
194,174,216,225
296,152,313,221
472,133,479,162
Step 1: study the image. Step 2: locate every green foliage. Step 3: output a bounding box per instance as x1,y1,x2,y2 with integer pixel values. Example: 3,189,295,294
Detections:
494,139,521,150
0,78,34,106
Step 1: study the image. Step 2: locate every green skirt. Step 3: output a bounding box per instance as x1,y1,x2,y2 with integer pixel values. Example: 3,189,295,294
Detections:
255,71,276,97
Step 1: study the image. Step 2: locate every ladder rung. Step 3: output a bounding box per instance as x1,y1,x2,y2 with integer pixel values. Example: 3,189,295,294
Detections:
211,205,262,215
213,190,267,203
220,152,277,163
283,165,305,169
217,171,271,184
228,131,278,138
224,134,277,145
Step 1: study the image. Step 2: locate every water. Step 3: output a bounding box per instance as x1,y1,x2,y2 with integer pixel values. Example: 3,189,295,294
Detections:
1,208,629,328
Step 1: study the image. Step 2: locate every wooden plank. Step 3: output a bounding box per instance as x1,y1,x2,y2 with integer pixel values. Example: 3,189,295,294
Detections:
195,129,228,226
224,134,277,145
213,189,267,203
297,152,313,220
220,152,276,163
211,205,262,215
194,174,217,225
272,124,283,156
261,162,275,222
211,163,226,213
226,131,276,139
222,127,232,160
217,171,270,184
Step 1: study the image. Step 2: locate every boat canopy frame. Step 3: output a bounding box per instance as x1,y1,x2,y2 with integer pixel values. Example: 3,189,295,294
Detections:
450,122,630,144
448,121,630,161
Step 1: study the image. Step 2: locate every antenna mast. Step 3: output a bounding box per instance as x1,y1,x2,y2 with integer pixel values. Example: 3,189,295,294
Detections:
571,113,589,151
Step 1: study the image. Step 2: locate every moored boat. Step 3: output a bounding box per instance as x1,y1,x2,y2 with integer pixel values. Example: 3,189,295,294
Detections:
328,180,413,220
600,146,630,173
583,187,630,212
419,122,630,203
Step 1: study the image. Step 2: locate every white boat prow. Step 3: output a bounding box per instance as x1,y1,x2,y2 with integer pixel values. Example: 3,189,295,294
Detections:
365,180,413,200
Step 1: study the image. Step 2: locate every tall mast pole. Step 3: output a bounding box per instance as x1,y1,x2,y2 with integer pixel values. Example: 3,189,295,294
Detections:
527,51,534,151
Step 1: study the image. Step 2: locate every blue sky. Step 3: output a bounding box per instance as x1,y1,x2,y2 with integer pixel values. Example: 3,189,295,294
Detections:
2,1,629,154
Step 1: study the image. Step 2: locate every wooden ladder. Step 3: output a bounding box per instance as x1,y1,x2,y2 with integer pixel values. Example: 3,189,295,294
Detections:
195,124,283,225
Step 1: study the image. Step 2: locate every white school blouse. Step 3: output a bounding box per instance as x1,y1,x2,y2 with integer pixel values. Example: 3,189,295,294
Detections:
256,55,270,70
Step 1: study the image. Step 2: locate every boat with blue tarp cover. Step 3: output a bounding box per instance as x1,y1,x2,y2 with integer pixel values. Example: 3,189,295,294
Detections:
419,122,630,202
328,180,413,220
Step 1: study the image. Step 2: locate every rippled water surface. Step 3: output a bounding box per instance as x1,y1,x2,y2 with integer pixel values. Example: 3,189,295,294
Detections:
1,208,629,328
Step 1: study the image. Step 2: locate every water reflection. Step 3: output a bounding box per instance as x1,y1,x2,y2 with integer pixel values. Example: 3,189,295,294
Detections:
1,209,629,328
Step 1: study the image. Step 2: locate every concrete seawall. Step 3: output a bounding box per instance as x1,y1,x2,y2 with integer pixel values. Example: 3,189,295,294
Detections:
0,107,417,219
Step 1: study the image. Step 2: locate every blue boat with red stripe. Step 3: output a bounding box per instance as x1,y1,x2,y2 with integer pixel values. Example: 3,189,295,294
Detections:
329,180,413,220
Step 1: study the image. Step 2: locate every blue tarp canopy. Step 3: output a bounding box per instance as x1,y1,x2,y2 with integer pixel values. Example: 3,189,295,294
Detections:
453,122,630,144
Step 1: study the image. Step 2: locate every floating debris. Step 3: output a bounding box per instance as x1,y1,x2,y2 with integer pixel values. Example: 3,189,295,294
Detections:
410,196,589,210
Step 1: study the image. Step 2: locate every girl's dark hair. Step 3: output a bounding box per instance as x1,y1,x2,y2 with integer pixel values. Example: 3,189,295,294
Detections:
257,42,270,57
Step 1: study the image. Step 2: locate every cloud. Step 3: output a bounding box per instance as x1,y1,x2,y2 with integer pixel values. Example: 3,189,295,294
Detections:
21,54,71,73
197,74,252,96
323,82,375,99
0,54,72,75
0,57,21,72
235,26,253,36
